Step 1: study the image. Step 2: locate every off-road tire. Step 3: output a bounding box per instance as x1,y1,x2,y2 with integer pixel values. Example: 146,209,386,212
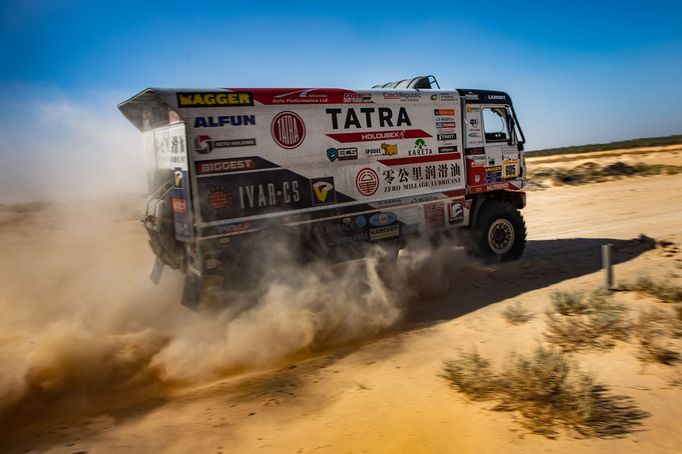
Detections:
472,200,526,261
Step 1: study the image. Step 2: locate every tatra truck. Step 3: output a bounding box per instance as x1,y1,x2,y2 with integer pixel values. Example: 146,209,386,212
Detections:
119,76,528,308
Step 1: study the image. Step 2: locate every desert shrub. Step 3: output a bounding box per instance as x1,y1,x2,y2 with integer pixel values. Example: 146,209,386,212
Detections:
545,289,629,351
637,338,680,365
496,346,596,436
550,290,588,315
626,275,682,303
502,303,534,325
441,349,497,399
442,346,646,437
634,309,681,365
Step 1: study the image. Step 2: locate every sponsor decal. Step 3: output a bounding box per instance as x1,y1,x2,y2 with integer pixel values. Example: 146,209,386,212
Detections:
249,88,373,105
381,161,462,193
470,181,519,193
448,201,464,224
464,92,479,101
437,133,457,141
503,161,520,179
195,158,257,175
434,109,455,116
485,165,502,183
369,224,399,241
467,155,486,168
435,116,456,122
327,129,430,143
355,215,367,229
172,197,187,213
177,91,253,108
239,180,301,210
174,170,183,188
365,143,398,157
218,222,251,234
469,118,479,129
193,115,256,128
438,146,457,153
408,138,433,156
271,111,305,149
369,212,397,227
326,147,358,161
424,201,445,231
377,153,462,166
310,177,336,205
343,92,373,103
325,107,412,129
195,135,257,154
209,187,232,210
383,92,419,101
356,168,379,196
466,130,483,147
436,121,456,129
486,94,507,101
271,88,330,104
465,147,485,155
431,93,456,101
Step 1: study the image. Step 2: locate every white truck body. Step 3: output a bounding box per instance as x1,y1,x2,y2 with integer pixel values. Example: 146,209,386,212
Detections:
120,78,527,307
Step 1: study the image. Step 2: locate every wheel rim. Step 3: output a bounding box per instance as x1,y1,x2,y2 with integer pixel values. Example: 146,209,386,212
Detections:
488,219,515,255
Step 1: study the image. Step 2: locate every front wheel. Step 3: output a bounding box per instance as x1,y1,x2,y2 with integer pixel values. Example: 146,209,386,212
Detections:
472,200,527,261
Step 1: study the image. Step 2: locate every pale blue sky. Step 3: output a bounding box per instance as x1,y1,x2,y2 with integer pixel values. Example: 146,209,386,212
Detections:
1,0,681,200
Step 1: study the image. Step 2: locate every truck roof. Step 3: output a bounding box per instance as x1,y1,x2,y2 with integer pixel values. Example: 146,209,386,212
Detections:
118,87,513,132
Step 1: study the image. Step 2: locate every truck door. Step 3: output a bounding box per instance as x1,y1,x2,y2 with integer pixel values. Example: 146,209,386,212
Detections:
465,103,520,187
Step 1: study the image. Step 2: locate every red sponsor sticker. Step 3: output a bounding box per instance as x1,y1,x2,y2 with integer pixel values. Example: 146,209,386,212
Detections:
271,111,305,149
356,168,379,196
172,198,187,213
327,129,431,143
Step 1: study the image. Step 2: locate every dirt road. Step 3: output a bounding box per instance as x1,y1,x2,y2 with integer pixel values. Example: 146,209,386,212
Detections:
1,169,681,453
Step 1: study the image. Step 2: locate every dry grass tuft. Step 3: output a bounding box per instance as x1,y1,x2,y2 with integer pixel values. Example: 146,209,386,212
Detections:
626,275,682,304
634,309,681,365
545,289,630,351
441,346,647,438
502,303,534,325
550,290,589,315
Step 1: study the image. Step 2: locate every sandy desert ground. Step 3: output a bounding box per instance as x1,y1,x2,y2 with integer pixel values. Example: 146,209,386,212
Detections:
1,147,681,453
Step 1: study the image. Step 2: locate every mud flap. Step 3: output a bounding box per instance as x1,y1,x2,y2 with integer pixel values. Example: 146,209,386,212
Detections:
181,273,202,311
149,257,164,285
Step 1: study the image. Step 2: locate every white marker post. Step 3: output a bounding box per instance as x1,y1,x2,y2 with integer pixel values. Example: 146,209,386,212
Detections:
602,244,614,290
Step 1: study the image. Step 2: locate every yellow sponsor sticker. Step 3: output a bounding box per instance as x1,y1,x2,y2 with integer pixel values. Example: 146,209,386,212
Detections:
176,92,253,108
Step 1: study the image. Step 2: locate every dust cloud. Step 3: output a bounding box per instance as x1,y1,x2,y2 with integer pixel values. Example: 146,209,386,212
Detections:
0,98,479,429
0,199,473,430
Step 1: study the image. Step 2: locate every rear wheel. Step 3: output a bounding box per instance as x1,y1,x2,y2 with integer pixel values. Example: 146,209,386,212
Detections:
472,199,526,261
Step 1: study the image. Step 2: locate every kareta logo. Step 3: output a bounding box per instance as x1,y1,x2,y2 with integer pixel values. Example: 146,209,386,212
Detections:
177,92,253,107
310,177,336,205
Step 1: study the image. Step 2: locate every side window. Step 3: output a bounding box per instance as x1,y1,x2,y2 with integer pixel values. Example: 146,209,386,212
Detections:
482,107,510,143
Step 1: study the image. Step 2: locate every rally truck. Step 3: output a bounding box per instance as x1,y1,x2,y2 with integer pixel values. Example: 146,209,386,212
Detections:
119,75,528,308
